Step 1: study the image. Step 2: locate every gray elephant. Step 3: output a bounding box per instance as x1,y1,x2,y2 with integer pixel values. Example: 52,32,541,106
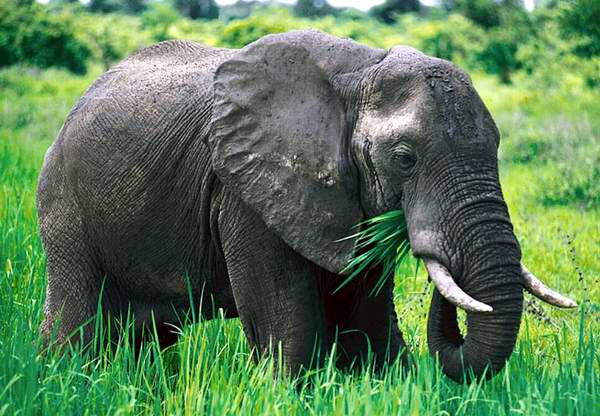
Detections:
37,30,576,381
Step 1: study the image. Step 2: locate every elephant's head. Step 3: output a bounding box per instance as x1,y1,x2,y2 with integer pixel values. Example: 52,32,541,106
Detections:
209,30,576,381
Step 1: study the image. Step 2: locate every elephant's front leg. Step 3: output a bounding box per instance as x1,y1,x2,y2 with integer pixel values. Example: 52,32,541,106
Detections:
330,267,409,371
218,195,327,373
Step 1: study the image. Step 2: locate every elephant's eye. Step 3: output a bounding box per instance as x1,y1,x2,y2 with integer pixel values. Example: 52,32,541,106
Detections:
394,146,417,173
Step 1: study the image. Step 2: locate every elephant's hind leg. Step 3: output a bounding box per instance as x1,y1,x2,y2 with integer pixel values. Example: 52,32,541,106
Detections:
39,204,104,348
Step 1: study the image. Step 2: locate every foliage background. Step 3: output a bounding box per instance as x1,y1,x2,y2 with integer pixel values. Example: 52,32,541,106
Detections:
0,0,599,414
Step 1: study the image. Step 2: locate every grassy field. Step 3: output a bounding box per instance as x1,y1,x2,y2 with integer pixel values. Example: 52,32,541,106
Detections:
0,64,598,415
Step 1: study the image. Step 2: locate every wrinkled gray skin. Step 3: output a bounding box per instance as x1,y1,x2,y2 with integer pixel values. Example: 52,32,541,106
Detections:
38,30,523,382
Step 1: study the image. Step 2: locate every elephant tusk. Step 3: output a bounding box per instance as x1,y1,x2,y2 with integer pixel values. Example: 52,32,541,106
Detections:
424,258,494,313
521,264,578,308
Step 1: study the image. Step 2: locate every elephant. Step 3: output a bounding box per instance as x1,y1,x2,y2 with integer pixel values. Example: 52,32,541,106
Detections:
37,30,577,382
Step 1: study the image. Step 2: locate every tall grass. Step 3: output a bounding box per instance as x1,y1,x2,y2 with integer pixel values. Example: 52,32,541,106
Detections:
0,67,598,415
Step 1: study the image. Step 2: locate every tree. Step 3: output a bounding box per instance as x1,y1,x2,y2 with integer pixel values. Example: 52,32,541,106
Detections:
88,0,122,13
122,0,147,14
88,0,147,14
452,0,501,28
174,0,219,20
440,0,528,83
370,0,420,24
0,0,90,73
559,0,600,57
448,0,525,29
293,0,336,18
219,10,291,48
141,1,180,41
219,0,262,22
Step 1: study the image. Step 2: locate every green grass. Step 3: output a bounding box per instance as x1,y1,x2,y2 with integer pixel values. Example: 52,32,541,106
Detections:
338,210,412,296
1,66,599,415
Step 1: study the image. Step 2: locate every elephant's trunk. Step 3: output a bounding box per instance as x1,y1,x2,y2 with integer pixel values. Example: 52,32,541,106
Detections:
409,188,524,381
426,262,523,381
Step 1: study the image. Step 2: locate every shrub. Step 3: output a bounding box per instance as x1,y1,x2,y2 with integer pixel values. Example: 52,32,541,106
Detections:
397,14,485,68
88,0,125,14
498,109,600,210
169,16,224,46
370,0,420,24
173,0,219,20
501,131,551,165
478,27,521,84
541,161,600,209
558,0,600,57
141,1,181,42
476,7,531,83
538,117,600,209
0,66,95,144
294,0,337,18
78,14,149,70
218,8,299,48
452,0,502,29
0,1,90,74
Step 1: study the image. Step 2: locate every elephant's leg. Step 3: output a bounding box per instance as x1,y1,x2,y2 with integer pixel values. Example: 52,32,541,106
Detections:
330,267,408,371
40,206,103,347
218,195,327,374
130,317,181,355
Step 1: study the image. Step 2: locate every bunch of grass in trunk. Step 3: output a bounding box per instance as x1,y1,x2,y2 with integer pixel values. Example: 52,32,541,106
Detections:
338,210,414,296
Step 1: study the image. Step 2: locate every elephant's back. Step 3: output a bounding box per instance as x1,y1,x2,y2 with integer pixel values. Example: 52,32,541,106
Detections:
53,39,233,219
91,41,235,106
39,41,234,301
73,41,234,135
53,40,235,176
123,40,234,68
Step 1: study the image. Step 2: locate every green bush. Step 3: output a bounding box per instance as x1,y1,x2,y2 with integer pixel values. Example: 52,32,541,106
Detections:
476,7,531,83
218,8,299,48
497,96,600,210
141,1,181,42
501,131,551,165
168,16,224,46
0,1,90,74
453,0,502,28
396,14,485,67
173,0,219,20
541,161,600,209
79,13,149,69
478,27,521,83
88,0,125,14
539,117,600,209
294,0,338,18
0,66,96,147
559,0,600,57
370,0,420,24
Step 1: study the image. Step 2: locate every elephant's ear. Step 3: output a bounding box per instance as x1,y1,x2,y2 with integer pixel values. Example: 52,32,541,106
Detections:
209,30,386,273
